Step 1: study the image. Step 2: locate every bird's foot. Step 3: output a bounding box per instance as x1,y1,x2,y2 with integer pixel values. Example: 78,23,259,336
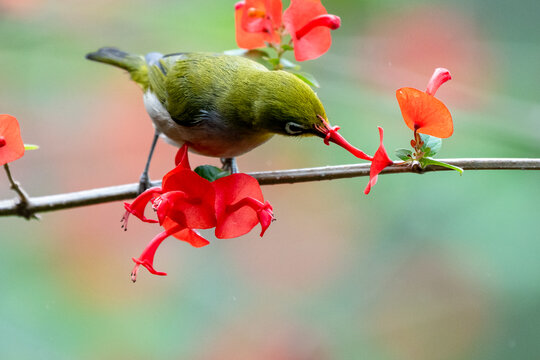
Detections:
138,172,152,194
221,157,239,174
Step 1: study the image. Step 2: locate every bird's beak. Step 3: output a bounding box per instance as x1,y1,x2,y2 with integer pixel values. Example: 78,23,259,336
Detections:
313,116,373,162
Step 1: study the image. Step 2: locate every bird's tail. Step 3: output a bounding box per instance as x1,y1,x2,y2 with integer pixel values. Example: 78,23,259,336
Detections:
86,47,149,89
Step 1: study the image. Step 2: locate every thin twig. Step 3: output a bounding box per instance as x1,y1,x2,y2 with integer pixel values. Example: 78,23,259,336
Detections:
3,164,39,220
0,158,539,218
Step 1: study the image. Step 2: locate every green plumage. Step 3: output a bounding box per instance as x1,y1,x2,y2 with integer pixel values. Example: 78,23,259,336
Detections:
86,47,328,158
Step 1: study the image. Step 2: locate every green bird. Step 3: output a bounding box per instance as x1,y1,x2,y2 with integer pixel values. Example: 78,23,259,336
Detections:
86,48,368,190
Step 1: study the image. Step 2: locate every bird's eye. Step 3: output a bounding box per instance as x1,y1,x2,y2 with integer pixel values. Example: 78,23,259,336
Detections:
285,122,305,135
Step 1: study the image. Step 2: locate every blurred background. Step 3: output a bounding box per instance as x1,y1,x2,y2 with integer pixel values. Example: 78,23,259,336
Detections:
1,0,539,359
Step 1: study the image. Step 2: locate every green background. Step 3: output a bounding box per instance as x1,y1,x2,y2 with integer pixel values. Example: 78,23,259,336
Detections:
1,0,539,359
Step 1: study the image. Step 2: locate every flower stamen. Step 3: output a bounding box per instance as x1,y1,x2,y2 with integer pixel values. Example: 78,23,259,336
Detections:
248,7,266,18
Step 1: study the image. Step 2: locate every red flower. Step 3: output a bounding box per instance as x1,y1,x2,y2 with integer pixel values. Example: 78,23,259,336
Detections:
213,173,274,239
396,68,453,138
235,0,283,49
0,114,25,166
126,144,275,281
314,116,373,161
283,0,341,61
364,127,393,195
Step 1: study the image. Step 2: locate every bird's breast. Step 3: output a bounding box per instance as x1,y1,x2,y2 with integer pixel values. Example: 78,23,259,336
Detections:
143,91,273,158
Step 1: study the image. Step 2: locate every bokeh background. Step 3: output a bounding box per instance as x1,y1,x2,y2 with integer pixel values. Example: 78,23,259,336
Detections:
1,0,539,359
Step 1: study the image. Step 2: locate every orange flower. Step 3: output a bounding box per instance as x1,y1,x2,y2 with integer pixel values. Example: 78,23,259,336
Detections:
396,68,453,138
235,0,282,49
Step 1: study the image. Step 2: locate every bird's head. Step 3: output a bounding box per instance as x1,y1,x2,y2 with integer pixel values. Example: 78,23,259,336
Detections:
254,71,373,161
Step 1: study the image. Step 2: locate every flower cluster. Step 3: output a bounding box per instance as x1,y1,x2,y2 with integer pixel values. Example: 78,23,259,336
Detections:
363,68,457,194
235,0,341,61
393,68,461,174
123,144,274,282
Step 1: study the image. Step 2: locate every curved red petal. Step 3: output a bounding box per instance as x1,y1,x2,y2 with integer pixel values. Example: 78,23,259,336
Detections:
283,0,337,61
213,174,263,239
162,168,212,195
396,87,453,138
426,68,452,96
257,202,274,236
131,226,182,280
0,114,25,165
364,127,393,195
174,144,191,169
123,187,162,222
162,218,210,248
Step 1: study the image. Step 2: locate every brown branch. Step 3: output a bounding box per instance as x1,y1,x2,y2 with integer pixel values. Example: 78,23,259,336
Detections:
1,158,539,218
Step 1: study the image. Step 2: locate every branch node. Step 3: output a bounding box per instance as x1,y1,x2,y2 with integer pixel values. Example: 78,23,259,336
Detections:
411,161,425,174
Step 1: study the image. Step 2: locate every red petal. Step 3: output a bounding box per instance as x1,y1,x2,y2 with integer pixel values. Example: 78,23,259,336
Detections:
0,114,25,166
123,187,162,223
396,87,453,138
283,0,339,61
161,169,217,228
162,217,210,248
213,174,264,239
131,225,183,281
163,167,211,195
364,127,393,195
156,190,216,230
174,144,191,169
426,68,451,96
257,201,274,236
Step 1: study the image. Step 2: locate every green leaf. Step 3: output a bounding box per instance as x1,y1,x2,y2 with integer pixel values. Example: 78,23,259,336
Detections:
281,44,294,52
24,144,39,150
194,165,229,182
420,157,464,175
395,148,413,161
267,57,281,69
291,72,320,88
419,134,442,156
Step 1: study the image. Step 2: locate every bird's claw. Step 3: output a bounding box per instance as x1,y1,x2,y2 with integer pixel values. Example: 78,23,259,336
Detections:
221,157,239,174
138,172,152,194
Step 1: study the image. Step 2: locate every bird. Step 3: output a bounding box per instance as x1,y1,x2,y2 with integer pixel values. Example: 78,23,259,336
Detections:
86,47,368,191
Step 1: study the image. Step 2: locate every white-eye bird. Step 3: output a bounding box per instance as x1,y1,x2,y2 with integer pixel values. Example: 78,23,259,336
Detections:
86,47,367,190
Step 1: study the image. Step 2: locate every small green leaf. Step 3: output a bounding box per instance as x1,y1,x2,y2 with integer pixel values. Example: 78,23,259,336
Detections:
419,134,442,156
420,157,464,175
194,165,229,182
24,144,39,150
267,57,281,68
281,44,294,51
395,148,413,161
291,72,320,88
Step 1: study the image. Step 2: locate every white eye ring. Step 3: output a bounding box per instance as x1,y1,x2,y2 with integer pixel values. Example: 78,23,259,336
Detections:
285,122,305,135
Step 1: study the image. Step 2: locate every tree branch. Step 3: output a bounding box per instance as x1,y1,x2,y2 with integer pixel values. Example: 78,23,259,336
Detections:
1,158,539,218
